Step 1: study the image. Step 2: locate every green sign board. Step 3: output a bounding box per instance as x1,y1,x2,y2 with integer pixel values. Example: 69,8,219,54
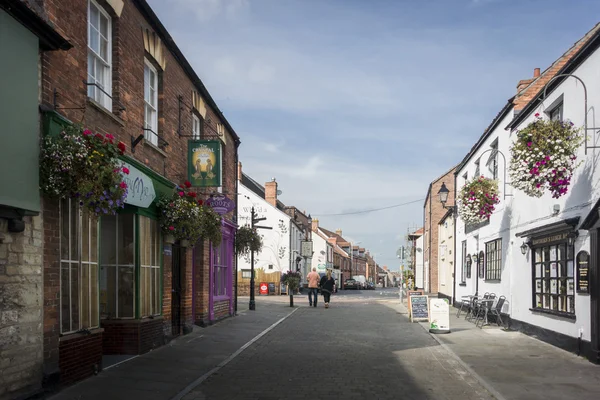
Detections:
188,140,222,187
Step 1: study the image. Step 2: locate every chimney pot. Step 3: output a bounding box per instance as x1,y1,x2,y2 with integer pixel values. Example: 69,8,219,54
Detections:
533,67,541,78
336,229,342,236
311,218,319,232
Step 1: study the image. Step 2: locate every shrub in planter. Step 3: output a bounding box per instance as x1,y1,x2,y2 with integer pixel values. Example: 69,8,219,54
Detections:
509,113,583,198
40,124,129,216
281,270,301,290
157,181,222,245
234,226,263,255
458,176,500,225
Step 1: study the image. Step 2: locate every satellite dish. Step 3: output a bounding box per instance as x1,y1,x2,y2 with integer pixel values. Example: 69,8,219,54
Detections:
277,190,282,195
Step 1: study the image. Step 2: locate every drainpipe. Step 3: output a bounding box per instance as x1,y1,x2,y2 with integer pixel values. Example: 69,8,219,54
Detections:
452,173,458,306
234,149,239,313
428,186,432,293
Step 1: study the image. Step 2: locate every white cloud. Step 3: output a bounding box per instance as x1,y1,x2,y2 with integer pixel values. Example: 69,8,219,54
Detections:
170,0,249,22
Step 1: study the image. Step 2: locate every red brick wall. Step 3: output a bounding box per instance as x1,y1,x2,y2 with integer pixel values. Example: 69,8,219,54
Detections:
39,0,239,383
101,318,163,354
423,168,456,293
58,332,103,385
213,300,229,321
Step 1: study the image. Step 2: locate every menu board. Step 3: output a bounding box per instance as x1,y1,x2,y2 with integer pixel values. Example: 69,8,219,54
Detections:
407,290,424,316
410,295,429,322
429,298,450,333
576,251,589,294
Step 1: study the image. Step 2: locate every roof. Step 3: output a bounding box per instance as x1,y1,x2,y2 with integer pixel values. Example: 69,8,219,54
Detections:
424,165,458,207
241,173,286,211
507,22,600,130
1,0,72,50
134,0,240,145
334,245,349,258
320,227,349,245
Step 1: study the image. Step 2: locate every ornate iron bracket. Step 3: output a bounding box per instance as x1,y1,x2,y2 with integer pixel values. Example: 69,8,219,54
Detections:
475,148,512,200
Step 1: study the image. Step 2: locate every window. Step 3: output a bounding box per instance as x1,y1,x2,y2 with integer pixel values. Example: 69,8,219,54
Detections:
463,172,468,185
474,158,480,177
549,103,563,121
242,270,252,279
533,242,574,314
213,237,231,298
144,60,159,145
140,216,161,317
485,239,502,281
487,140,499,180
192,114,201,140
100,214,135,318
87,0,112,110
60,199,99,334
460,241,467,283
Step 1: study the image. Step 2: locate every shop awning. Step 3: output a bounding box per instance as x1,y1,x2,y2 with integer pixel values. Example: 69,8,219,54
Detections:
515,217,580,239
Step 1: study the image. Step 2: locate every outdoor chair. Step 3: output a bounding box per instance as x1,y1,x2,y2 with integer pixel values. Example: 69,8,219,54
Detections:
457,294,476,318
465,294,482,321
475,293,497,328
488,295,506,328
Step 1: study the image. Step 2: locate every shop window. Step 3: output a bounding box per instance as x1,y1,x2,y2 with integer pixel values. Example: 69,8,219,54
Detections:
87,0,112,110
144,59,159,145
533,243,574,314
192,114,202,140
60,199,99,334
485,239,502,281
100,213,135,318
213,241,230,297
140,216,161,317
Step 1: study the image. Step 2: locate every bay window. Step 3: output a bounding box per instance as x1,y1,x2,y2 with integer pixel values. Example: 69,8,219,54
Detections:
533,242,574,315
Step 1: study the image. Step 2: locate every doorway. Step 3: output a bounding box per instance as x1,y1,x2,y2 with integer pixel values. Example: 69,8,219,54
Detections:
171,243,182,337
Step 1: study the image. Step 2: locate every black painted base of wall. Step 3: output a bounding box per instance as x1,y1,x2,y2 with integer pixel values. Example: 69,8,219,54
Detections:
438,292,452,303
508,316,596,364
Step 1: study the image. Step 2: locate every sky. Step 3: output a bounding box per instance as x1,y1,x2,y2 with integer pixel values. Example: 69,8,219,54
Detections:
147,0,600,270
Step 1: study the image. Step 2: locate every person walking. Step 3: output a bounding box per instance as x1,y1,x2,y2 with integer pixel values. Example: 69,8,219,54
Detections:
320,270,335,308
307,267,320,307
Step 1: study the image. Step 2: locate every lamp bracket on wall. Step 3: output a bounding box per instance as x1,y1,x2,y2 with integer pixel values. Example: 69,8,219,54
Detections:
141,128,169,150
476,148,512,200
131,134,144,153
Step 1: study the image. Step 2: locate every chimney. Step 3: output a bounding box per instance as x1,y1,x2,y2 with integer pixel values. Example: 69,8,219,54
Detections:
533,67,541,78
312,218,319,232
335,229,342,236
517,68,540,93
265,178,277,207
237,161,242,181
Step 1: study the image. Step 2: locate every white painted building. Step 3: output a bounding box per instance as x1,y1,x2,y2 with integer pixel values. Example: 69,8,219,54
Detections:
311,229,333,275
452,23,600,362
438,210,454,300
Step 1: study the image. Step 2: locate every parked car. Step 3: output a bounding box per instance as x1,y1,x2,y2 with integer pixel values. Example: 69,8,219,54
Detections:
344,279,359,290
365,282,375,290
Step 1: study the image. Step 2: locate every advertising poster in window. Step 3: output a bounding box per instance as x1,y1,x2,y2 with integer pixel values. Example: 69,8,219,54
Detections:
188,140,222,187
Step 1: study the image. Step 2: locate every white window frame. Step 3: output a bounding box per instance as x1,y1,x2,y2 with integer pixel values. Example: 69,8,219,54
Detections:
140,216,161,317
87,0,112,110
60,199,99,334
486,140,499,180
144,59,159,146
474,158,480,178
192,114,201,140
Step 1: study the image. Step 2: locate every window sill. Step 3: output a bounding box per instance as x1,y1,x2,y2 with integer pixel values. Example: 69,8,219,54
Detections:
458,283,467,286
59,327,104,342
213,295,231,302
144,141,168,158
87,98,125,127
484,279,501,283
529,307,576,321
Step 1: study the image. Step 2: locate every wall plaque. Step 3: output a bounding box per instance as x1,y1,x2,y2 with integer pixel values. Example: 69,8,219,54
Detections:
576,250,589,294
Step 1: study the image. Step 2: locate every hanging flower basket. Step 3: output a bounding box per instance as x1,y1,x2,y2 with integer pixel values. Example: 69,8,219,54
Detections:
281,270,301,291
156,181,222,246
458,176,500,225
234,226,263,255
40,124,129,216
509,114,583,198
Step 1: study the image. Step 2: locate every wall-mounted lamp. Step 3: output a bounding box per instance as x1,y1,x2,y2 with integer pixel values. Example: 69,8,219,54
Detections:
131,134,144,153
471,254,478,263
520,242,529,255
567,231,579,246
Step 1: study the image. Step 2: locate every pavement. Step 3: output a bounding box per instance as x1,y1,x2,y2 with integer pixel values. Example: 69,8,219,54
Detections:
44,289,600,400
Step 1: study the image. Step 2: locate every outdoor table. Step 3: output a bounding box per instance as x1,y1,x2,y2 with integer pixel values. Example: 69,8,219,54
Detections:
475,298,495,328
458,295,477,319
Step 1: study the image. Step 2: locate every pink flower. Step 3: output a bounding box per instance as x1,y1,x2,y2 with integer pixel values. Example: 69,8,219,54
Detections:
169,226,175,231
122,167,130,175
527,142,532,147
178,191,184,197
83,129,92,136
106,133,115,141
120,181,127,189
535,113,540,118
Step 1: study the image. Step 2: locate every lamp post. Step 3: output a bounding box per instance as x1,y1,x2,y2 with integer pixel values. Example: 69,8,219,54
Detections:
245,201,272,311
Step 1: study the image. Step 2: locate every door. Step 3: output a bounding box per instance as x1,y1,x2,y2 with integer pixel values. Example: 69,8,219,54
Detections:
171,243,182,337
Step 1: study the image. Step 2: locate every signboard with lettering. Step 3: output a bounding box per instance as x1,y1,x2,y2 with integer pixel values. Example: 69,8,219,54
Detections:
121,162,156,208
207,195,235,215
429,298,450,334
409,295,429,322
407,290,424,317
259,282,268,295
188,140,222,187
576,250,589,294
301,240,313,257
532,232,568,246
268,282,276,295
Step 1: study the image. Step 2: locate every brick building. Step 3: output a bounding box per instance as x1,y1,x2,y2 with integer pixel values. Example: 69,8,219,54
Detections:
19,0,241,391
423,166,456,294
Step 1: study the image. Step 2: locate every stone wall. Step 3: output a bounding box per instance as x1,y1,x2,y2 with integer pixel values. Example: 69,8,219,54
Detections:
0,216,44,400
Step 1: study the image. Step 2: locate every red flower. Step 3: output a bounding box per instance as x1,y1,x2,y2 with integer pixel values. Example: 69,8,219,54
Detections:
95,133,103,140
169,226,175,231
122,167,130,175
535,113,540,118
178,191,184,197
187,192,197,198
106,133,115,142
118,142,126,153
120,181,127,189
184,180,192,188
83,129,92,136
197,200,204,206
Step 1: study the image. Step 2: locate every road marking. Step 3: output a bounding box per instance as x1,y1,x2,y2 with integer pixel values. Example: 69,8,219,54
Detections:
170,307,299,400
186,335,204,343
103,355,139,371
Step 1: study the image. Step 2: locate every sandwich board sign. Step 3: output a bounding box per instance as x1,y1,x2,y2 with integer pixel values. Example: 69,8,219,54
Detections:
429,298,450,334
409,295,429,322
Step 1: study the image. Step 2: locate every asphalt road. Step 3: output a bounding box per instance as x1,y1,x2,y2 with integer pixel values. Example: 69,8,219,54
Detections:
184,289,494,400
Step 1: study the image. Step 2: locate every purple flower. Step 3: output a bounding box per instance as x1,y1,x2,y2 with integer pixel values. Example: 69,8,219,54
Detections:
95,207,100,213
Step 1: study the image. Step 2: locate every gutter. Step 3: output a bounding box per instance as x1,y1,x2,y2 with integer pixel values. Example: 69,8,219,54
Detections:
452,172,458,306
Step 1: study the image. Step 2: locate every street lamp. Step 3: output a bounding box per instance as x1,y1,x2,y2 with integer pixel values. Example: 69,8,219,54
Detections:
520,242,529,255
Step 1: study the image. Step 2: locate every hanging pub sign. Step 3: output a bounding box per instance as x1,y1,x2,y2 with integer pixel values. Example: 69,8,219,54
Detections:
188,140,222,187
207,195,235,215
576,250,589,294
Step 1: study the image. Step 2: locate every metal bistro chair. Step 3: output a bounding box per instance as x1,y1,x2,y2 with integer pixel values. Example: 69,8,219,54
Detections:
466,292,488,322
457,295,475,318
475,293,497,328
488,295,506,328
